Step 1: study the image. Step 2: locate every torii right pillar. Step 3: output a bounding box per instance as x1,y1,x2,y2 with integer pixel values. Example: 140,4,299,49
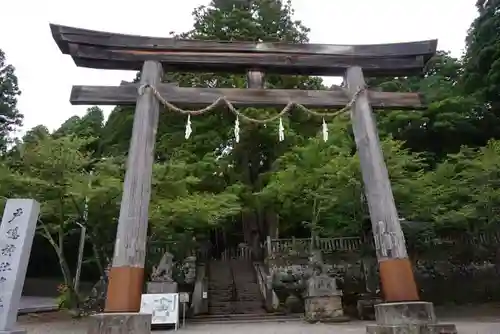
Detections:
345,67,457,334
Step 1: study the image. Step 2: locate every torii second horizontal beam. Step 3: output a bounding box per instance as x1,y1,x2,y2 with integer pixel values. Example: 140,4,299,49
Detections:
70,84,423,110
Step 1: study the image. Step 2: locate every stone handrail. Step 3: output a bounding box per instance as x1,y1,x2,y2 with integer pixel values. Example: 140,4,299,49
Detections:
191,263,208,315
253,262,279,311
254,262,267,299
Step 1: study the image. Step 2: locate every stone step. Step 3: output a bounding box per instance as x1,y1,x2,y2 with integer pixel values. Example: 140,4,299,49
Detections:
209,300,263,305
236,291,260,294
191,313,302,324
236,287,260,290
209,297,233,301
209,291,232,294
237,291,262,296
208,304,263,312
209,296,232,301
234,276,258,280
236,290,261,294
235,297,261,302
209,281,232,283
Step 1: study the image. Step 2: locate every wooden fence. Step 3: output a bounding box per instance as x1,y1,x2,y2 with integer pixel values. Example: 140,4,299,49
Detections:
147,230,500,261
264,230,500,257
265,236,364,255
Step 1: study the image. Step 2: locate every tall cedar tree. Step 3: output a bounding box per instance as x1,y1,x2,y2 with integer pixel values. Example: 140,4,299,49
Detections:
0,49,23,153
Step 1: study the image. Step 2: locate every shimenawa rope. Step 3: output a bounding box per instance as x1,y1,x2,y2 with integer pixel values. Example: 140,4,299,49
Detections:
138,84,365,123
137,84,366,142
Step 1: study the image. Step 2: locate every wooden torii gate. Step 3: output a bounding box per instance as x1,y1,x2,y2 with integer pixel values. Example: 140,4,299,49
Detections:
51,24,454,333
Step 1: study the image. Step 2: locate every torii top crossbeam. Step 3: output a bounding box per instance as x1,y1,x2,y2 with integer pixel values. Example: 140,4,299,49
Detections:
50,24,436,77
50,24,436,111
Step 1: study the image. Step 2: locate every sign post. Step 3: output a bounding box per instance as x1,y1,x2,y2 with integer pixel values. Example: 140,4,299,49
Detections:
179,292,189,328
0,199,40,334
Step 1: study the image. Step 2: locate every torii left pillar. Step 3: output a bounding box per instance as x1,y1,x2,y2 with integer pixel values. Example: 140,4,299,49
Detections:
87,61,163,334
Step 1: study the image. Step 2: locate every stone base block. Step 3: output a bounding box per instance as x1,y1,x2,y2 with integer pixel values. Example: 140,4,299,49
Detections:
367,301,456,334
366,323,457,334
0,329,27,334
304,295,348,323
357,296,383,320
305,315,351,324
87,313,151,334
146,281,178,294
375,302,436,326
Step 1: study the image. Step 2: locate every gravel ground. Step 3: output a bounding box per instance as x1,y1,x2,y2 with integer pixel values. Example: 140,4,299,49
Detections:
14,314,500,334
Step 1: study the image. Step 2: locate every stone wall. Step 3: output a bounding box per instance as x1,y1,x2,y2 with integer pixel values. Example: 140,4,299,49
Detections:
267,243,500,306
414,258,499,304
267,251,367,313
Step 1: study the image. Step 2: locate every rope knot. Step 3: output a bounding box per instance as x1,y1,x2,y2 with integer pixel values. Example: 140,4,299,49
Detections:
138,84,152,96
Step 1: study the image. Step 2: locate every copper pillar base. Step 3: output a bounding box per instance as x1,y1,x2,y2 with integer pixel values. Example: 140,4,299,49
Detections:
104,266,144,312
379,258,419,302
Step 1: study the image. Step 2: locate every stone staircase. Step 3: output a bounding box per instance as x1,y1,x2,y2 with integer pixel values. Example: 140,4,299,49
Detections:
207,259,235,315
231,259,266,314
207,259,265,315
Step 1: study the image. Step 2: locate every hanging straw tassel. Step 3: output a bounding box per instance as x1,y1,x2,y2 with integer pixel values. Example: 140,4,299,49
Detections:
322,117,328,142
278,117,285,142
234,116,240,143
185,114,192,139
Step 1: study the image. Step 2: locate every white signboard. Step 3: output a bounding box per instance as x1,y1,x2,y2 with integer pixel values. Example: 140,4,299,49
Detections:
0,199,40,332
140,293,179,329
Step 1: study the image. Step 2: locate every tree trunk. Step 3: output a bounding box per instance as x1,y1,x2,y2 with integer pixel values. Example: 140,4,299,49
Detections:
266,210,278,238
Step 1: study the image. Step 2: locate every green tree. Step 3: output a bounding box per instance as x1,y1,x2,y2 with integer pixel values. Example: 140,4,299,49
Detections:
459,0,500,151
369,52,487,163
0,135,125,308
463,0,500,106
416,140,500,233
54,107,104,139
22,125,50,145
260,120,362,236
54,107,105,157
0,49,23,153
0,135,94,307
260,120,427,237
148,154,242,259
